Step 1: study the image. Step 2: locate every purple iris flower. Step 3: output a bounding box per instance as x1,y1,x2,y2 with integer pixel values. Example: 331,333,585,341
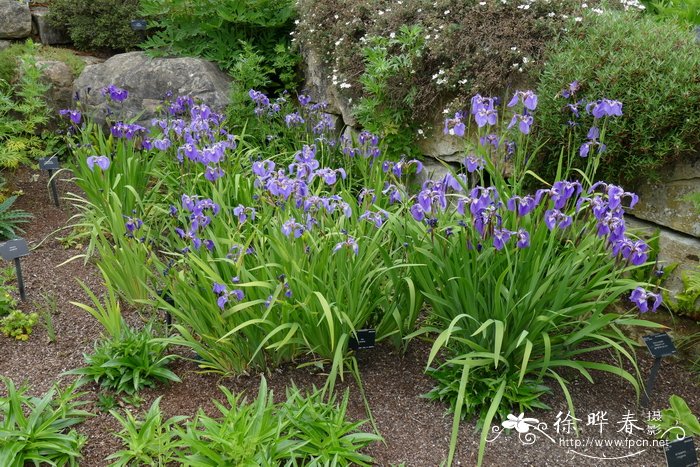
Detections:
59,109,82,125
233,205,255,223
204,166,225,182
516,229,530,248
333,236,359,255
444,111,466,136
507,90,538,111
544,209,572,231
474,107,498,128
285,112,305,128
153,138,171,151
492,229,512,251
101,84,129,102
508,113,534,135
282,218,305,238
410,204,426,222
560,81,580,99
382,183,403,204
480,134,500,149
298,94,312,106
213,283,227,295
507,195,537,216
607,185,639,210
312,168,346,185
630,287,662,313
360,210,389,228
252,160,275,179
463,154,485,173
86,155,110,171
588,99,623,118
124,216,143,233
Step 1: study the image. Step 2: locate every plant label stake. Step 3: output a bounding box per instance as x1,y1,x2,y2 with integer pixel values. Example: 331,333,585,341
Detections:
349,329,376,351
0,238,29,301
664,436,698,467
157,289,174,333
38,156,60,207
641,332,676,407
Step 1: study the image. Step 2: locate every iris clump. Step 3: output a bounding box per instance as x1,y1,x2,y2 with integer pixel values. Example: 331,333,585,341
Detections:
63,83,664,467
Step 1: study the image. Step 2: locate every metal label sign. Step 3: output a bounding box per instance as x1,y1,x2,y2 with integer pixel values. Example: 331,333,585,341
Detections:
0,238,29,260
130,19,147,30
38,156,60,171
349,329,376,351
643,332,677,358
664,437,698,467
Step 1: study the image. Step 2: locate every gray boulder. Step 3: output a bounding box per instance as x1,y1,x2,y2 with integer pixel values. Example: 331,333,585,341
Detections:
31,8,70,45
36,60,73,111
72,52,232,123
0,0,31,39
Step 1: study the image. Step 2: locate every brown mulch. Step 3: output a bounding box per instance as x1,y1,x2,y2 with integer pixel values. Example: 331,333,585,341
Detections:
1,166,699,466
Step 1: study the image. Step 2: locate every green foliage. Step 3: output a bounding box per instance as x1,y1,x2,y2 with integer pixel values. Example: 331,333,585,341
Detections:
0,45,59,170
67,324,180,395
644,0,700,25
534,11,700,185
648,395,700,440
354,25,425,158
279,384,382,466
47,0,142,51
0,283,18,317
0,195,32,240
424,364,551,426
107,397,185,467
139,0,300,90
1,310,38,341
70,271,124,338
0,41,85,84
0,377,91,466
663,266,700,319
107,377,380,466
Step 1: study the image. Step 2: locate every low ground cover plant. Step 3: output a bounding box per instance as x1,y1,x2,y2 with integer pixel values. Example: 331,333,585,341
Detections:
108,376,380,466
60,82,662,465
68,323,179,395
0,378,91,466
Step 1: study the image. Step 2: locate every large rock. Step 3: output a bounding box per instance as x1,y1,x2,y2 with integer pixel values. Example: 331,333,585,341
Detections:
627,217,700,299
303,47,356,127
31,8,70,45
0,0,31,39
72,52,232,123
631,156,700,238
36,60,73,111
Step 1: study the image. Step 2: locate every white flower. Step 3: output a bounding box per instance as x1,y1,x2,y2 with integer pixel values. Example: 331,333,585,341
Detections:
502,413,540,434
444,9,450,14
339,82,351,89
574,16,583,21
479,1,486,4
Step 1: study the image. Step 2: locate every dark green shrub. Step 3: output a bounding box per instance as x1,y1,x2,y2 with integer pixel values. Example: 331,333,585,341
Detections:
534,12,700,185
47,0,142,51
139,0,300,89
